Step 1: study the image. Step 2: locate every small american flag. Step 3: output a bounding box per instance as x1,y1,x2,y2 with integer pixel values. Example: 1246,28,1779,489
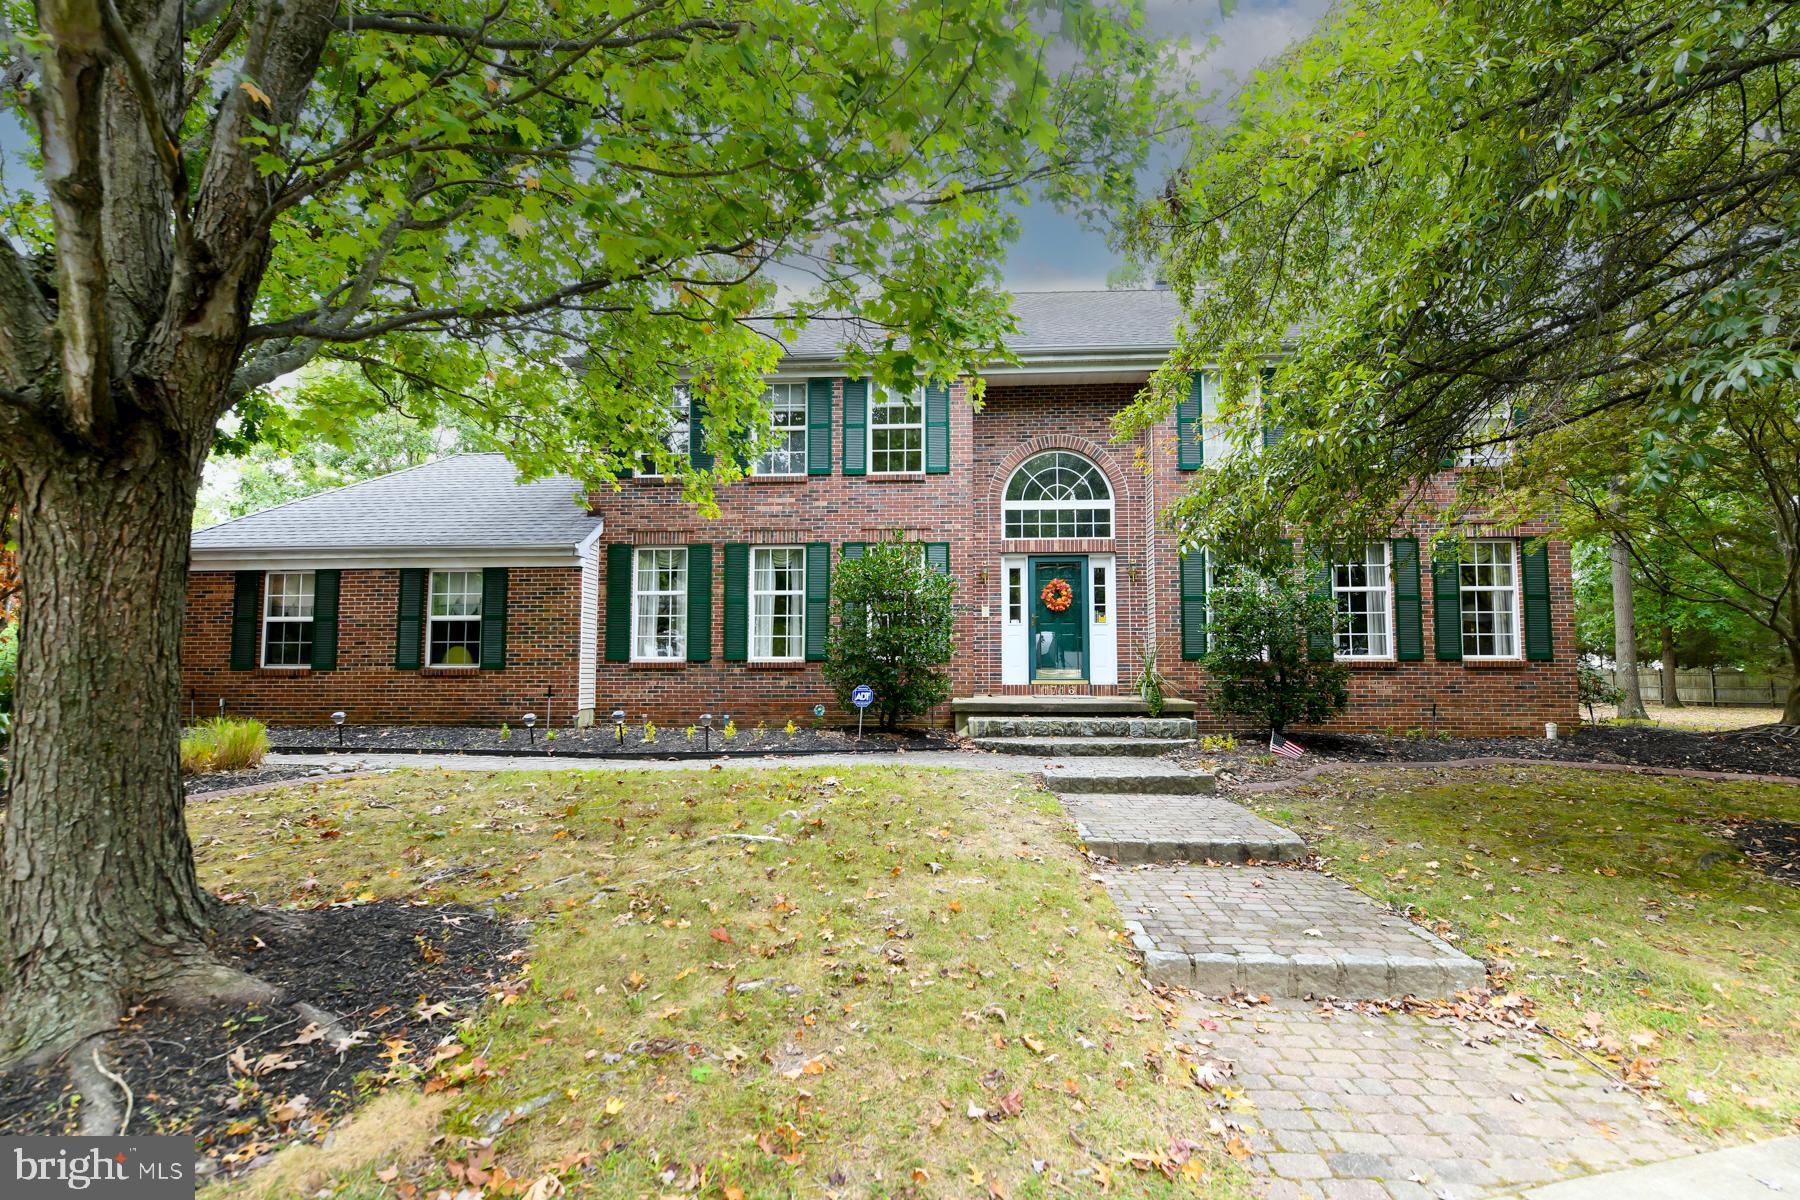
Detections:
1269,730,1306,759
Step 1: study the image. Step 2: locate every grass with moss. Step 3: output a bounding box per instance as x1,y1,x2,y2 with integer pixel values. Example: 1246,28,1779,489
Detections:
193,766,1255,1199
1247,766,1800,1141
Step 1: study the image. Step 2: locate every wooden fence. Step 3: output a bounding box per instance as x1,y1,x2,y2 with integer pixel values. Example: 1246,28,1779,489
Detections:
1605,667,1793,707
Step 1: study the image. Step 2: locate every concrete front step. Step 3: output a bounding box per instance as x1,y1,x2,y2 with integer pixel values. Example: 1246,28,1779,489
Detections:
951,694,1195,733
974,736,1195,758
966,716,1197,739
1065,793,1304,863
1106,865,1486,999
1040,758,1214,795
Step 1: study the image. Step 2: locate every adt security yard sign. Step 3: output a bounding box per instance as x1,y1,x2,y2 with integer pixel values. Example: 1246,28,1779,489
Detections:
850,684,874,741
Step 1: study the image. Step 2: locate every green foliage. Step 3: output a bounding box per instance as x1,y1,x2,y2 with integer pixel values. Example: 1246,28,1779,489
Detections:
179,718,270,776
1133,642,1170,718
1202,566,1348,733
824,536,956,730
1577,662,1624,723
1571,539,1780,668
1118,0,1798,561
197,364,493,526
0,619,16,716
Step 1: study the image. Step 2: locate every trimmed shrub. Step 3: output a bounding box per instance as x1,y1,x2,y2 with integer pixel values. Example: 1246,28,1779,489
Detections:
823,535,956,730
1204,564,1350,733
180,716,270,775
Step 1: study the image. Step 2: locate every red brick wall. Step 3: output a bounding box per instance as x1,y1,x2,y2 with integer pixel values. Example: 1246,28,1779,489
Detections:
183,378,1579,735
181,567,582,725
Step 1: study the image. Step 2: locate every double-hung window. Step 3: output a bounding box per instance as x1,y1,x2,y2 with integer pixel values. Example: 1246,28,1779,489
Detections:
751,547,806,661
756,383,808,476
1460,541,1519,658
1332,543,1392,659
262,571,315,667
639,387,691,476
428,570,483,666
632,547,688,660
869,386,924,474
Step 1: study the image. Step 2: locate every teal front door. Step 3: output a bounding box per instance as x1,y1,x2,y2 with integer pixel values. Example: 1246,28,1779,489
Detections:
1030,558,1087,681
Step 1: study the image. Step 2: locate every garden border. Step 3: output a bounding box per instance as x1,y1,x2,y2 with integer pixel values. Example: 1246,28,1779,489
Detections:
1228,755,1800,793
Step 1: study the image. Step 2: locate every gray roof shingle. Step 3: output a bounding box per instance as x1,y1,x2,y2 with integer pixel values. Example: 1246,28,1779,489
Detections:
766,288,1182,360
191,454,598,554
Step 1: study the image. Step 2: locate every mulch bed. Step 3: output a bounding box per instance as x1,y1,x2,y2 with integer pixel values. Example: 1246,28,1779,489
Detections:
269,721,962,758
1732,820,1800,886
184,761,368,796
1175,722,1800,789
0,902,526,1179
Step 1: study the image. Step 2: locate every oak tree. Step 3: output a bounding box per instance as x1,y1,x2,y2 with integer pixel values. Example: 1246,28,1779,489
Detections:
0,0,1171,1079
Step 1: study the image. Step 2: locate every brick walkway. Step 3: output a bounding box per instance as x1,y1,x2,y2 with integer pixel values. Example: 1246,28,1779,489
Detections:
1066,794,1304,862
1190,1000,1699,1199
1110,865,1483,996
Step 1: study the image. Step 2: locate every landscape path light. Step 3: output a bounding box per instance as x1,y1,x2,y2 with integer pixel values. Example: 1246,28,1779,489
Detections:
700,712,713,753
523,712,538,745
613,708,627,748
331,710,347,748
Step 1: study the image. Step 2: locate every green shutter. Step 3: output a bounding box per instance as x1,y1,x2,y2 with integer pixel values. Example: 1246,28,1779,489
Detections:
842,379,867,475
1260,367,1281,448
841,542,865,560
1179,550,1208,660
1392,538,1423,661
841,542,866,627
687,544,712,662
1177,373,1203,470
804,542,830,662
688,390,713,471
722,543,749,661
605,544,633,663
311,569,340,671
394,568,426,670
807,378,833,475
1522,541,1553,661
1432,553,1463,661
924,381,950,474
925,542,949,576
229,570,260,671
479,567,508,669
1307,557,1333,661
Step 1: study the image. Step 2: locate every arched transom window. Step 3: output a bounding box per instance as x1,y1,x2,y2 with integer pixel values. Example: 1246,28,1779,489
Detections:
1003,452,1113,539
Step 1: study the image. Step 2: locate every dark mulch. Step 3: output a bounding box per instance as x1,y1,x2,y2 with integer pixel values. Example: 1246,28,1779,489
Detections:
184,762,367,796
1176,722,1800,788
269,721,961,758
1733,820,1800,886
0,902,525,1177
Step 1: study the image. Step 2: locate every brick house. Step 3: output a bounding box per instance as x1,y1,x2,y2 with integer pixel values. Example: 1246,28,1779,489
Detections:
185,290,1577,734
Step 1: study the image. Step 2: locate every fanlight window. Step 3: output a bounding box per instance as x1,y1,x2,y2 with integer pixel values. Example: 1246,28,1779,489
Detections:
1003,452,1113,539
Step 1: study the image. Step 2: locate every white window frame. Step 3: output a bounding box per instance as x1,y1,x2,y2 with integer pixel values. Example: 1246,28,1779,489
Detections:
427,569,484,667
868,385,924,475
1002,451,1114,540
631,547,688,662
1457,402,1514,467
1331,543,1394,661
1091,561,1110,625
638,386,692,478
1460,540,1521,660
1005,564,1024,624
754,382,809,476
260,570,315,669
750,546,806,662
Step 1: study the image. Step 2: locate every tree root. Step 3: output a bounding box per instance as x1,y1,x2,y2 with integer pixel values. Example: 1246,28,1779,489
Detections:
147,958,286,1012
68,1037,130,1136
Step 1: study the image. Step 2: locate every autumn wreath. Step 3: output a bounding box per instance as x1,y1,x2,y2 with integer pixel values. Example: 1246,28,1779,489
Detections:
1040,577,1074,613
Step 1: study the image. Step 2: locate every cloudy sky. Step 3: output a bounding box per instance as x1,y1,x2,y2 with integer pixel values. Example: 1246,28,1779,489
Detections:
1005,0,1331,289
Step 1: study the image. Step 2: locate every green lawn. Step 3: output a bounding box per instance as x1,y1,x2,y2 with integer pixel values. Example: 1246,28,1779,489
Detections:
194,767,1255,1199
1246,766,1800,1141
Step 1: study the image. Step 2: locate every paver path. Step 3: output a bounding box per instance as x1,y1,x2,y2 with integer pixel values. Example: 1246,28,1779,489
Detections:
1188,999,1699,1200
1068,792,1305,862
1110,865,1483,996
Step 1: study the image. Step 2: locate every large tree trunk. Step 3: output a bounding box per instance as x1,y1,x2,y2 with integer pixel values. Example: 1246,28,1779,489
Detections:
1610,532,1648,720
1785,641,1800,726
1658,619,1684,708
0,437,275,1069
